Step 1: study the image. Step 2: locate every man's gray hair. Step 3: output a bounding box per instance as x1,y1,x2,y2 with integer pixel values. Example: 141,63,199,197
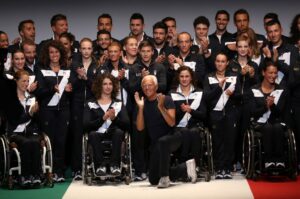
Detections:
142,75,158,86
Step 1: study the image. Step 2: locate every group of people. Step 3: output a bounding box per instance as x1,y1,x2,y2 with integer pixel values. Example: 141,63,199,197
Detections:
0,8,299,189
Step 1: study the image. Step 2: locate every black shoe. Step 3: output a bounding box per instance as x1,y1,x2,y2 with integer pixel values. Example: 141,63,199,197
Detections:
56,173,65,183
96,166,107,176
32,175,41,186
223,170,232,179
73,170,82,181
265,162,275,169
110,166,121,176
275,162,285,169
134,173,147,181
215,170,224,180
21,176,32,186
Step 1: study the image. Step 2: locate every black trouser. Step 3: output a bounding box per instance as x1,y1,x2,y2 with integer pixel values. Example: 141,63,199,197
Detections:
210,110,238,171
88,128,124,168
69,101,84,172
131,107,148,175
40,108,69,175
9,134,41,176
292,105,300,163
258,123,285,163
148,131,187,185
236,102,249,163
174,127,201,167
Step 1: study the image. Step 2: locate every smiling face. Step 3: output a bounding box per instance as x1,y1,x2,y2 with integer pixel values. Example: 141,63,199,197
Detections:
16,73,29,93
263,65,278,84
49,46,61,65
141,76,157,99
266,23,282,46
97,33,111,49
23,43,36,65
12,51,25,71
124,37,138,57
216,13,229,32
0,33,9,48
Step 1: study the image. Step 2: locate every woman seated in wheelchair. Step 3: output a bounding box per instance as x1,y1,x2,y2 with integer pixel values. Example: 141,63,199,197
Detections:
83,73,130,176
6,70,41,187
169,66,206,168
250,60,288,169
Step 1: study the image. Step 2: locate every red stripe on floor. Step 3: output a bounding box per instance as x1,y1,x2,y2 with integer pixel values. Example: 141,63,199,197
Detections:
247,176,300,199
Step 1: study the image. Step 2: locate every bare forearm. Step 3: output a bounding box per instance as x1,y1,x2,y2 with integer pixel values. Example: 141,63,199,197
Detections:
158,106,175,127
136,107,145,131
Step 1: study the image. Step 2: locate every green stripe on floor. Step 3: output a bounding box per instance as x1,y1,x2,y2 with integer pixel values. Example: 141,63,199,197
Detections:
0,179,72,199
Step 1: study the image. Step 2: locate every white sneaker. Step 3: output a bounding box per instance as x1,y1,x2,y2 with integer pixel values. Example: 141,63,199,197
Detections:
265,162,275,169
157,176,170,188
186,159,197,183
276,162,285,168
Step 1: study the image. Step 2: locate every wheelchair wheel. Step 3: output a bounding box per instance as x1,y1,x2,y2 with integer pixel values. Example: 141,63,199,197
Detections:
205,128,214,175
44,134,53,174
125,132,133,181
82,133,93,185
243,129,254,179
0,136,7,186
287,129,298,180
82,133,87,182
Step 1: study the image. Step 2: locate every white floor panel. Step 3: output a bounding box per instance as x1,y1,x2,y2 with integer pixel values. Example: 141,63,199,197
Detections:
63,175,254,199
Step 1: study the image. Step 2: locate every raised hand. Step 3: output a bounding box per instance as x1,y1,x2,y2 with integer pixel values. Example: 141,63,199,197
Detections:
134,92,144,108
157,93,166,109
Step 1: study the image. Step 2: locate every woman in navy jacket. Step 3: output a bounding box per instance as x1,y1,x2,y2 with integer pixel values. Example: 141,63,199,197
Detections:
69,38,99,180
204,52,241,179
250,60,288,169
37,40,74,182
83,73,130,176
169,66,206,167
6,70,41,186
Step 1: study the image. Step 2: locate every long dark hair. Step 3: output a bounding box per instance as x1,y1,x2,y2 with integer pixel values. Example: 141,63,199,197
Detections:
92,73,119,100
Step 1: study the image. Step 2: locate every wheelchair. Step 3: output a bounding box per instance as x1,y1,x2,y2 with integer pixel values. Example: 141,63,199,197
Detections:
0,133,54,189
242,123,298,181
82,131,132,185
170,127,213,182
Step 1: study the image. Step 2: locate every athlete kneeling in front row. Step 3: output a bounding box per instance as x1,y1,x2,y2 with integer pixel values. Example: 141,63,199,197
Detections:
135,75,197,188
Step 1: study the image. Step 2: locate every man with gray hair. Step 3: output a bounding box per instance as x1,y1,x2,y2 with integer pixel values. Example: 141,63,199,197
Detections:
135,75,197,188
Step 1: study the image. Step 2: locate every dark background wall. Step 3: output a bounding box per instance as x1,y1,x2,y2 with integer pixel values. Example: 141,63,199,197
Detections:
1,0,299,43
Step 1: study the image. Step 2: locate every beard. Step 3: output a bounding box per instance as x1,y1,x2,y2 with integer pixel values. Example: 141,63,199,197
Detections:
155,40,165,46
